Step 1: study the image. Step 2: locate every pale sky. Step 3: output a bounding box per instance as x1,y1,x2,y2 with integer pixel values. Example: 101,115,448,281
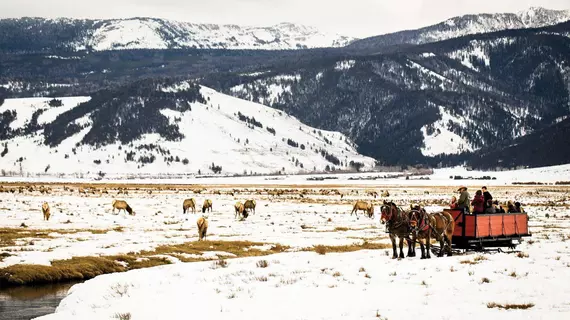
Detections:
1,0,569,37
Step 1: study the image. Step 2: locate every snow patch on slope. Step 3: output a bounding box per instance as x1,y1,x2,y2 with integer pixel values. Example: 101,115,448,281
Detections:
0,85,375,177
79,19,355,51
421,106,473,156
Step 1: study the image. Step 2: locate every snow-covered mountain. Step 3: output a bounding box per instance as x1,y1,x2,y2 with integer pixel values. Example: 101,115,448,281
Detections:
349,6,570,50
0,17,354,52
0,82,375,177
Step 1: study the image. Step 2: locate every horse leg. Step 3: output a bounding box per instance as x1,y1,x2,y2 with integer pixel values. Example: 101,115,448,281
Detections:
419,238,426,259
445,233,453,256
409,235,417,257
390,235,398,259
406,235,415,257
426,233,432,259
398,237,405,259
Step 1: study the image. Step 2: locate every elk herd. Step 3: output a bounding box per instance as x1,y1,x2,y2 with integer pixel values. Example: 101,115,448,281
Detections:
10,184,453,258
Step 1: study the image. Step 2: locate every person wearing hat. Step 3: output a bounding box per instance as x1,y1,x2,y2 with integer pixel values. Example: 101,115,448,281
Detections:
456,186,470,214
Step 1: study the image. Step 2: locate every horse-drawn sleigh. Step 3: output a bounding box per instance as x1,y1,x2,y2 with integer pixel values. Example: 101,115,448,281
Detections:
445,208,531,252
379,201,532,258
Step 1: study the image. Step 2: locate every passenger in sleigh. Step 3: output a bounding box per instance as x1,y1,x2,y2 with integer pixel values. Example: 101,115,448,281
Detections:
471,190,485,215
493,200,505,213
449,196,458,209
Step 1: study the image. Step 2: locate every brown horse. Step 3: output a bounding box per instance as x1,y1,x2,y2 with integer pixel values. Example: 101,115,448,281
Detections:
380,201,414,259
409,206,455,258
429,211,455,257
408,205,432,259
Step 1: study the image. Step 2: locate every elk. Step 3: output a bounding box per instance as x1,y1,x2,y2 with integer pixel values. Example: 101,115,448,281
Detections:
42,202,51,221
112,200,135,216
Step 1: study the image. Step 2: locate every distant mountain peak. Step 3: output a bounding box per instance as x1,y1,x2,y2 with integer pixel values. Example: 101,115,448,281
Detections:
0,17,355,52
348,6,570,50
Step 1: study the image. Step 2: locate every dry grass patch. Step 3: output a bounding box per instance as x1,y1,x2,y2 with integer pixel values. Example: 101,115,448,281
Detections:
334,227,350,232
0,240,289,287
0,256,125,286
256,260,269,268
306,241,391,255
460,255,488,265
145,240,289,259
113,313,132,320
516,252,529,258
487,302,535,310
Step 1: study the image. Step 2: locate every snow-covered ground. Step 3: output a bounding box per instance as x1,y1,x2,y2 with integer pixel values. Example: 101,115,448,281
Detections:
36,237,570,320
0,170,568,319
17,187,570,320
2,163,570,186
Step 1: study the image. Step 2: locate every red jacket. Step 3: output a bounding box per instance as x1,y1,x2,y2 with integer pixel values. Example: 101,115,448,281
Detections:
471,195,485,213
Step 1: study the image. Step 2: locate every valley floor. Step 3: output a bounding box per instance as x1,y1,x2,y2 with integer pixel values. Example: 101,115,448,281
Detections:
0,169,569,319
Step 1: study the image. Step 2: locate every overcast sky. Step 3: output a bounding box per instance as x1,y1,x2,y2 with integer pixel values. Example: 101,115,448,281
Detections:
1,0,569,37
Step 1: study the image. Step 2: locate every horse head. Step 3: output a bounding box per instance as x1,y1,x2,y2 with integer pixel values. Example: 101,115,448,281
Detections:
380,201,396,224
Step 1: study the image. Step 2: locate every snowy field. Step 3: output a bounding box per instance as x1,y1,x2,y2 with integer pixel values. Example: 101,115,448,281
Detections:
0,165,568,319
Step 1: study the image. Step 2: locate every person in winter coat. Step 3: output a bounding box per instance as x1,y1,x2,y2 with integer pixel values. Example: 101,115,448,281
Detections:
471,190,485,214
457,186,470,213
450,196,458,209
493,200,505,213
482,186,493,210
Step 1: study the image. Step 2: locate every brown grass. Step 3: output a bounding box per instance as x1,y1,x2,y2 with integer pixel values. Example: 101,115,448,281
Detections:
256,260,269,268
0,240,289,287
487,302,535,310
0,256,125,286
306,241,391,255
460,255,488,265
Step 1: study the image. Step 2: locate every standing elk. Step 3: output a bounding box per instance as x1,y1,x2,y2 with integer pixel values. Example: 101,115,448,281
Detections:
183,198,196,214
197,216,209,241
42,202,51,221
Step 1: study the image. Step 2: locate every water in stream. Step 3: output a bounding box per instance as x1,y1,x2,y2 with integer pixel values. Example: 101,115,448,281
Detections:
0,282,78,320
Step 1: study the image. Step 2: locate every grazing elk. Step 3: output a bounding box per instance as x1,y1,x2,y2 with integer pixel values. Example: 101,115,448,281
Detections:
244,199,256,215
202,199,213,213
234,201,247,220
112,200,135,216
183,198,196,214
197,216,209,241
42,202,51,221
351,200,374,218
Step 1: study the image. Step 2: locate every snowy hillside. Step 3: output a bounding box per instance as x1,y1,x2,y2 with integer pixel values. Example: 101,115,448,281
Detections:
349,6,570,50
0,18,354,51
0,84,375,177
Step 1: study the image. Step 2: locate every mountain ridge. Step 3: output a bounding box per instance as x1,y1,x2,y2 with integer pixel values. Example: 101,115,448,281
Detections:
348,6,570,50
0,17,354,52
